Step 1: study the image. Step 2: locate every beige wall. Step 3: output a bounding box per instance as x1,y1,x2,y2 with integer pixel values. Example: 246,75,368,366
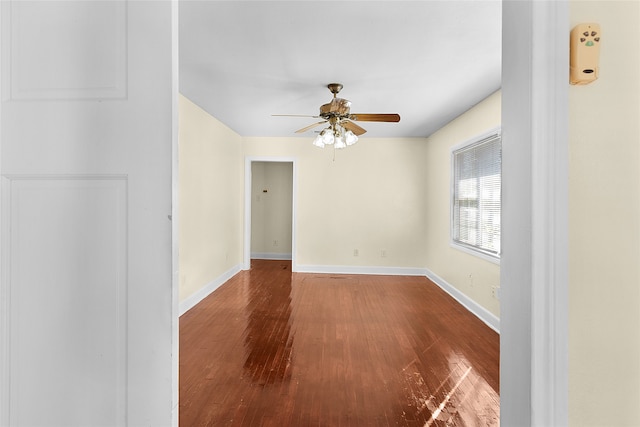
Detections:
569,2,640,425
251,161,293,256
178,94,243,302
423,91,501,317
244,136,430,268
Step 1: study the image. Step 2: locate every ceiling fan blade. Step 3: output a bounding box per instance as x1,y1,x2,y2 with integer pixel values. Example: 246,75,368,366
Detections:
272,114,321,118
349,113,401,123
295,121,327,134
342,120,367,136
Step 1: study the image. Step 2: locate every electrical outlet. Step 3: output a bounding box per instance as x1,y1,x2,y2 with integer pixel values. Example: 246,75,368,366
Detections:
381,250,387,258
273,240,278,247
492,286,500,300
353,249,359,257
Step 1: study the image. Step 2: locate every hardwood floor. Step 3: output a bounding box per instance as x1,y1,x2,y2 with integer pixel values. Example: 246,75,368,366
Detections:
180,260,499,426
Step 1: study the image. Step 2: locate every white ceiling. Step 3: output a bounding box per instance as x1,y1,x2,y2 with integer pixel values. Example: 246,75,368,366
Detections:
179,1,502,139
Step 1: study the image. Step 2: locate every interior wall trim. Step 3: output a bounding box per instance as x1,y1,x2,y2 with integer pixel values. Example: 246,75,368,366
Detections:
179,264,242,316
424,267,500,333
294,264,428,277
250,252,292,261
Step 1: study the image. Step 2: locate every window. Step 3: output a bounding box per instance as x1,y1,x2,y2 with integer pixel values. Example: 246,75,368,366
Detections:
452,130,501,259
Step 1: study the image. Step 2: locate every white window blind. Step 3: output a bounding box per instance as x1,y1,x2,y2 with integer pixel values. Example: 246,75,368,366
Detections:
452,132,501,258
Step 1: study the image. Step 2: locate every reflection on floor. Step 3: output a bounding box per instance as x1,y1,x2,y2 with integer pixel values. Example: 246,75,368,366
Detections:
180,260,499,426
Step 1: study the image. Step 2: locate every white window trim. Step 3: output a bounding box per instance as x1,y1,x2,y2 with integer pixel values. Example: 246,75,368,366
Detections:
450,240,500,265
450,127,501,264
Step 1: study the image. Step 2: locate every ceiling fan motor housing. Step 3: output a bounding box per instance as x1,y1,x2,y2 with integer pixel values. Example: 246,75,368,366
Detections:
320,98,351,117
279,83,399,136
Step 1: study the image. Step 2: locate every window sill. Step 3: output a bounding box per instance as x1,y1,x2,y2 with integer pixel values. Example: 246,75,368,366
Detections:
450,241,501,265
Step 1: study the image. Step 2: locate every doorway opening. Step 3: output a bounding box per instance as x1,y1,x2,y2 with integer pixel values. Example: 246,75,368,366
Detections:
243,157,297,271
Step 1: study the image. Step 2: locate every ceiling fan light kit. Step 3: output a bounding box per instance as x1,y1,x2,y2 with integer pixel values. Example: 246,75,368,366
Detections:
275,83,400,150
312,123,358,149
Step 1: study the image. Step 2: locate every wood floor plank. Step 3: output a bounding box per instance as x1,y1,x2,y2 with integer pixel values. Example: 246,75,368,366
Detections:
180,260,499,426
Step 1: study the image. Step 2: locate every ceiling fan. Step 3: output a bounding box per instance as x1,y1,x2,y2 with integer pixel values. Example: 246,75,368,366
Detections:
274,83,400,148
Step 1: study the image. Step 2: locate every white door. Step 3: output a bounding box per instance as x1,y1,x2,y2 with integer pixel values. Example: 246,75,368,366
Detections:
0,2,175,426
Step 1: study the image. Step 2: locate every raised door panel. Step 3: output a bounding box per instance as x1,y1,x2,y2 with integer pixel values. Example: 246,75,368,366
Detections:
5,177,127,426
3,1,127,100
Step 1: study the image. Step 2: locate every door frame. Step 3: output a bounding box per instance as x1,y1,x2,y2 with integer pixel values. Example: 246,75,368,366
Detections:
243,156,298,272
170,0,179,425
501,1,569,425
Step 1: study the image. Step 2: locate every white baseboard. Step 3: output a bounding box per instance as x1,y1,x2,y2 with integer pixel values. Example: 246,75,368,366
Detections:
251,252,292,260
294,264,428,276
424,267,500,333
179,264,242,316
